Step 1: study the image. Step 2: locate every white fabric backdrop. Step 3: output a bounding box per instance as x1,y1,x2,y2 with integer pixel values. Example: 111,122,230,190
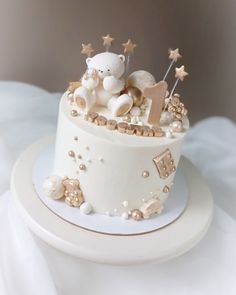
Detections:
0,82,236,295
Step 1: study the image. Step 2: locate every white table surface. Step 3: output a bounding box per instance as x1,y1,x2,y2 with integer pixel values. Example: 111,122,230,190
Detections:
0,82,236,295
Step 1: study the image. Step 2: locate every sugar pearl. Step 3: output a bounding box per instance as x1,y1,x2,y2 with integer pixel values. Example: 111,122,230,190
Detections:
165,129,173,138
130,106,141,117
122,200,129,207
80,202,93,214
160,111,172,125
79,164,86,170
172,120,183,132
121,212,129,220
142,170,149,178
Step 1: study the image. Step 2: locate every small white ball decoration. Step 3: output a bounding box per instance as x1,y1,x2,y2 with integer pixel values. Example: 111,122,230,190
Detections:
130,106,141,117
131,116,138,124
160,111,172,125
80,202,93,215
122,200,129,207
172,120,183,132
165,128,174,138
43,175,64,199
121,212,129,220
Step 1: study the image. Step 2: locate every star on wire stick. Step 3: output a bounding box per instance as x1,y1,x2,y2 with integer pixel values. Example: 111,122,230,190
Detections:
163,48,182,81
169,65,189,98
122,39,137,54
122,39,137,77
102,34,114,51
81,43,94,57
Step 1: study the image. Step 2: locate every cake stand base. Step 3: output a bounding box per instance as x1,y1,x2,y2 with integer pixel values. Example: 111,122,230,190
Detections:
11,135,213,265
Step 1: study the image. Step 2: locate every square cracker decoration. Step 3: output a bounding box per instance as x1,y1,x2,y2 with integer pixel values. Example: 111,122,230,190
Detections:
153,149,176,179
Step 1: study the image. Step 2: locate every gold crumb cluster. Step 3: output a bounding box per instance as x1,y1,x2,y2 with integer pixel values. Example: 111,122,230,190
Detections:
84,112,165,137
166,94,187,121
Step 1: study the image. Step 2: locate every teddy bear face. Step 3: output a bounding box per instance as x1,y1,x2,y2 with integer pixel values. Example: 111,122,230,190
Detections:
86,52,125,80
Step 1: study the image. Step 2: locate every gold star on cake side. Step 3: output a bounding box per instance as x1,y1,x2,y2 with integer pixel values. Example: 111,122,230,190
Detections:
122,39,137,54
81,43,94,57
169,48,182,62
102,34,114,47
175,65,189,81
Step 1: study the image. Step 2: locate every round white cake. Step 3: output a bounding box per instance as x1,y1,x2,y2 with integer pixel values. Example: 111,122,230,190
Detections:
53,93,186,217
44,38,189,221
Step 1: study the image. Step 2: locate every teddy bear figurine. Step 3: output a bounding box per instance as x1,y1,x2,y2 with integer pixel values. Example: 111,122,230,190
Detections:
74,51,133,116
63,178,84,207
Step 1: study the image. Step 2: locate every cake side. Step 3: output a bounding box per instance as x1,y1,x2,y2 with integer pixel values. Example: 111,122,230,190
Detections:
53,93,186,217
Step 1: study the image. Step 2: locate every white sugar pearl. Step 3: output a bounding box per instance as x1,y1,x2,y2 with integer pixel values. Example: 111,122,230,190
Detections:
130,106,141,117
121,212,129,220
172,120,183,132
160,111,172,125
80,202,93,214
131,117,138,124
122,201,129,207
165,128,174,138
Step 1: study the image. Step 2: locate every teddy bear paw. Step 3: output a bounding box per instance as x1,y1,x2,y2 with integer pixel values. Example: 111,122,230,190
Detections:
109,94,133,117
74,86,96,112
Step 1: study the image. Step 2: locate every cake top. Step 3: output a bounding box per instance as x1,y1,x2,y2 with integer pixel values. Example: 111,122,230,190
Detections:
66,34,189,140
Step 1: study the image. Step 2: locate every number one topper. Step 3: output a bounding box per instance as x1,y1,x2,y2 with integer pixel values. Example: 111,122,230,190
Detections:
143,81,168,127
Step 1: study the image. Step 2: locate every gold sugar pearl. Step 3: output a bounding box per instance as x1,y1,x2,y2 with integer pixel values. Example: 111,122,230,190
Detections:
142,170,149,178
71,110,78,117
79,164,86,171
106,120,117,130
94,115,107,126
163,185,170,193
117,122,128,133
68,150,75,158
131,209,143,221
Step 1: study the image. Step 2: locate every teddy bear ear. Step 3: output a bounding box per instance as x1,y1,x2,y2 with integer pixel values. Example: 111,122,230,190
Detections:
119,55,125,63
86,57,92,66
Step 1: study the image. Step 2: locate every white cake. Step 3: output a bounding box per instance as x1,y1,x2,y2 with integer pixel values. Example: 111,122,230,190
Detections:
44,36,189,221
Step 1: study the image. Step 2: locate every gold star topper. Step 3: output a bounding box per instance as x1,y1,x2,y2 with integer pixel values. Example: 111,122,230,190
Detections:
169,48,182,62
122,39,137,54
102,34,114,48
81,43,94,57
175,65,189,81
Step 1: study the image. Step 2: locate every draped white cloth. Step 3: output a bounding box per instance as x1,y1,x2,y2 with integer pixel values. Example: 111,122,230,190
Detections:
0,82,236,295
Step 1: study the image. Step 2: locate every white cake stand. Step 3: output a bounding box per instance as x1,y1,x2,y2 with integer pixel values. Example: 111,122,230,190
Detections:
11,136,213,265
